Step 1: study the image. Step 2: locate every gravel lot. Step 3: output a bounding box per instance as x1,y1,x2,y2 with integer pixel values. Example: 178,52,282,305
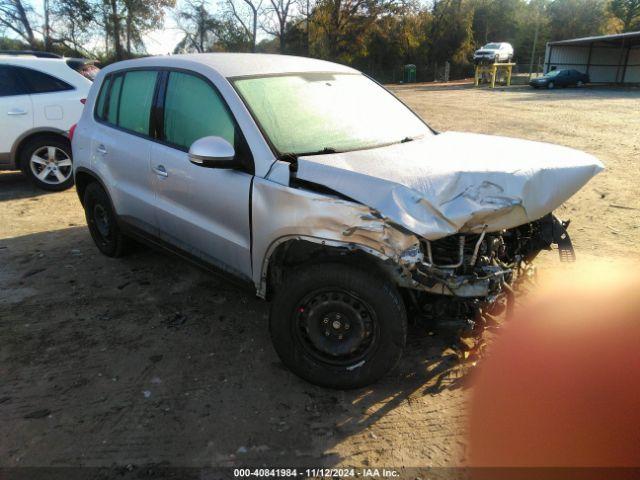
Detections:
1,84,638,473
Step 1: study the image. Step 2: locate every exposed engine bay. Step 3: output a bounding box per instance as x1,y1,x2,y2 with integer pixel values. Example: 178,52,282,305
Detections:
408,213,573,297
403,213,574,335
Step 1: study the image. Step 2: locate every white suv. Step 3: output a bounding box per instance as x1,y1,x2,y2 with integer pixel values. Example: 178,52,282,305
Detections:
473,42,514,64
0,52,93,190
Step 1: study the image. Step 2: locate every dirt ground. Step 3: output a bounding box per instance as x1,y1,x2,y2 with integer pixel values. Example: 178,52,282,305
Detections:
1,84,639,473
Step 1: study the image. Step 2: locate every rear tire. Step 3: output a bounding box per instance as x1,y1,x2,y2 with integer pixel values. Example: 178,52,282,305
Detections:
20,135,74,191
270,263,407,389
83,182,129,257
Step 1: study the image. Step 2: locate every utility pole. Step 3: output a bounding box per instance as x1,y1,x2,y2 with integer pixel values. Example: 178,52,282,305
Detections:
306,0,310,56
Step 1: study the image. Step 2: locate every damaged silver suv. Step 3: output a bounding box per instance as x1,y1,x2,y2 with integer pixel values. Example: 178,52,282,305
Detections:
72,54,603,389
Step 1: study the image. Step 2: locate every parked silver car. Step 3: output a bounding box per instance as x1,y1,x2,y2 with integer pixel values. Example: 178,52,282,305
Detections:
72,54,602,388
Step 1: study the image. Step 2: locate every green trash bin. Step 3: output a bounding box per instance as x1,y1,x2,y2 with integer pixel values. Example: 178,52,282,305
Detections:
404,64,417,83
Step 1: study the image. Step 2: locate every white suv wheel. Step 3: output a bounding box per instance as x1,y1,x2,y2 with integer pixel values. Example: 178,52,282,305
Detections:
21,135,74,191
29,146,73,185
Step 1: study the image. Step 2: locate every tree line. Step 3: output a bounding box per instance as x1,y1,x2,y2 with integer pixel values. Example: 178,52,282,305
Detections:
1,0,639,81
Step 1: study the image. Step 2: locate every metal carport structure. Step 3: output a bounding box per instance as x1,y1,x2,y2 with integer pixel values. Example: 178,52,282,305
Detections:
544,31,640,84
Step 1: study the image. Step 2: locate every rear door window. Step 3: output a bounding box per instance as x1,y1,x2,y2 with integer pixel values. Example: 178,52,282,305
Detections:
162,71,236,150
117,71,157,135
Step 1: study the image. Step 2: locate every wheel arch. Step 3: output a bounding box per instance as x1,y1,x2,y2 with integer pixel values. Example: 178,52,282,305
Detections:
74,167,111,209
258,236,403,301
11,128,70,169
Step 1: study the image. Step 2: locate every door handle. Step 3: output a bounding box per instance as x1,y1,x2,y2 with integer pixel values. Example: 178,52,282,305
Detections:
153,165,168,177
7,109,27,116
96,144,107,154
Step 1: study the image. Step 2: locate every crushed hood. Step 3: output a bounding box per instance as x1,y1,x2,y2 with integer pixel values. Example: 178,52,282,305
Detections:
295,131,604,240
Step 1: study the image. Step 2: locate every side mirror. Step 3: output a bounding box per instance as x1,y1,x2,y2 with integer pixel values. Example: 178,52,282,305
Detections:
188,136,237,168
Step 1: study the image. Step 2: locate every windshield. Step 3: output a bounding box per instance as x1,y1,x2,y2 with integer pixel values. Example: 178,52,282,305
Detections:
484,43,501,50
545,70,562,78
233,73,431,156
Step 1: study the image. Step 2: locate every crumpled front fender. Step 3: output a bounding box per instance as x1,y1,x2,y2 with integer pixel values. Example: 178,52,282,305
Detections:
252,177,423,297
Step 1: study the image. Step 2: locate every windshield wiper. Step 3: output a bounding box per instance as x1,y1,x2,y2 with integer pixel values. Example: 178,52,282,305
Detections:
301,147,338,156
280,137,420,164
280,147,338,161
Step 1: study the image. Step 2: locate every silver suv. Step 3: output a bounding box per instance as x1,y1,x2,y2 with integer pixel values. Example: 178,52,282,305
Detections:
72,53,602,388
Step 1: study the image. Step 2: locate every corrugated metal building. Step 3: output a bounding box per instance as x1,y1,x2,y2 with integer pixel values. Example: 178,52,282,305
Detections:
544,31,640,84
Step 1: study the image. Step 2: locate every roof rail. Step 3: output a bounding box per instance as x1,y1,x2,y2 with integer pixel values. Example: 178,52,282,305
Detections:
0,50,62,58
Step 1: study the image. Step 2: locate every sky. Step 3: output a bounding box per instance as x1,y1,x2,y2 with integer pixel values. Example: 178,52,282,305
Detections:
5,1,208,56
143,18,185,55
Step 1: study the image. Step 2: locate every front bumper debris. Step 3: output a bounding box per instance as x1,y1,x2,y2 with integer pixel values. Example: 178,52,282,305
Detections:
403,214,574,298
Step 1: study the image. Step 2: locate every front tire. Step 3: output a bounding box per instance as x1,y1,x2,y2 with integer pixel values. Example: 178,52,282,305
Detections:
21,135,74,191
83,182,129,257
270,263,407,389
547,81,555,89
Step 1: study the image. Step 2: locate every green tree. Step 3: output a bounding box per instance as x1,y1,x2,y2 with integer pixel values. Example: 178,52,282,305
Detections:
49,0,95,54
224,0,263,52
429,0,475,76
0,0,37,47
472,0,525,46
311,0,384,61
609,0,640,31
262,0,296,52
175,0,221,52
122,0,176,56
175,0,251,53
547,0,613,40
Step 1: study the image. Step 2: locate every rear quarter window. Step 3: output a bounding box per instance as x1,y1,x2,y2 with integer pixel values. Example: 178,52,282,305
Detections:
95,76,112,120
18,66,74,94
94,70,157,137
94,74,122,124
107,75,123,124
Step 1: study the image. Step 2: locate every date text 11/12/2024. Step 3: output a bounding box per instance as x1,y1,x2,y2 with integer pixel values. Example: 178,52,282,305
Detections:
233,468,401,477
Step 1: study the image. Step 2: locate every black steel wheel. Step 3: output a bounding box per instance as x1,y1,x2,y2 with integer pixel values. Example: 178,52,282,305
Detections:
83,182,129,257
294,288,379,367
270,263,407,389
